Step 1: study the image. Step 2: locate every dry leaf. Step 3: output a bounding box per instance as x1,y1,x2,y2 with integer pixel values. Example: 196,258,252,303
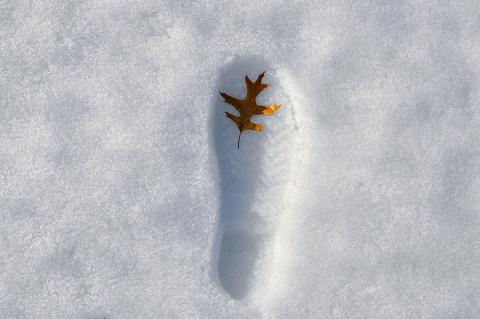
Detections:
219,71,281,148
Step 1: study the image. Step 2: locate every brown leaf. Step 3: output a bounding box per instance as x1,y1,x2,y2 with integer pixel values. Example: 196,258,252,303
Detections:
219,71,281,148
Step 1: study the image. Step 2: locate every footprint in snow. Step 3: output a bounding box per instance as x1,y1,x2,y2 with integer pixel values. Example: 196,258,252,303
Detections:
211,56,300,301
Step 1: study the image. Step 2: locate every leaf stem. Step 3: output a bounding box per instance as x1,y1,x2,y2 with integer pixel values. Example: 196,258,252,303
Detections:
237,132,241,149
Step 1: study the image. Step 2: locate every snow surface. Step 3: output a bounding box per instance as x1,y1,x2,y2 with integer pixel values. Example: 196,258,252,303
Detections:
1,0,480,318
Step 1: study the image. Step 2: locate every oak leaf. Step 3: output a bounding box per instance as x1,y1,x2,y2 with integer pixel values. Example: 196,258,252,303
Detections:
219,71,281,148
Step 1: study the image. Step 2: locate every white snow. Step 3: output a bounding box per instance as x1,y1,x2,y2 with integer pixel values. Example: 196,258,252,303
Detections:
1,0,480,318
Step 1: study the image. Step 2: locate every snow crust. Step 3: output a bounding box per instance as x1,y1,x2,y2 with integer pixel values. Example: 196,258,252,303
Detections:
1,0,480,317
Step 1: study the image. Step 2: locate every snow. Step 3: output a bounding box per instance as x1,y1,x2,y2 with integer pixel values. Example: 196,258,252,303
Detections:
1,0,480,318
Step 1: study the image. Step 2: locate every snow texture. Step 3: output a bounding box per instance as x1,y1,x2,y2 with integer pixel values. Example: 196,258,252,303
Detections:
1,0,480,318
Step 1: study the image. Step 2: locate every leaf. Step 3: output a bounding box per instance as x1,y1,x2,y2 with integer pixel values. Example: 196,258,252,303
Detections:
219,71,281,149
